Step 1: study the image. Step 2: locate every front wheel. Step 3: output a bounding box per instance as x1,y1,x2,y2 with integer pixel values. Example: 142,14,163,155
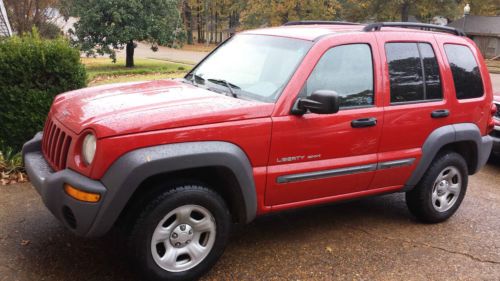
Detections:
406,151,468,223
128,184,231,281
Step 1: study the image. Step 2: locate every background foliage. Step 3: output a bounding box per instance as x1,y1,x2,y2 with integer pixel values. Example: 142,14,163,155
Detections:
69,0,185,66
179,0,499,45
4,0,499,45
0,30,87,150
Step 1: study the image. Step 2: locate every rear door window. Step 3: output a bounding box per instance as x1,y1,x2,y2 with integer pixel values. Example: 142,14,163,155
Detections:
444,44,484,99
385,42,442,104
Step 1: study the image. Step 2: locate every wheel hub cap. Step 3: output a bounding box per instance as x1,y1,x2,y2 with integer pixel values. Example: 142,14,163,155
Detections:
437,180,448,195
432,166,462,212
170,224,194,248
150,204,217,272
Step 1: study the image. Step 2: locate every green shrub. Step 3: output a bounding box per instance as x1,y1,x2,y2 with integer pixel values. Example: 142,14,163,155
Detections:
0,145,23,174
39,22,64,39
0,30,87,150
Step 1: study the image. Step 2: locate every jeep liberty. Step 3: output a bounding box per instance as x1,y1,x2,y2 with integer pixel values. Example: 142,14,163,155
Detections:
23,21,496,280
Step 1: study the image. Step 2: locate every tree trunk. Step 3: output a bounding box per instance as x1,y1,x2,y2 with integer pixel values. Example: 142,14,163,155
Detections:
209,9,214,44
401,2,410,22
126,41,135,68
197,4,203,43
214,12,218,44
183,1,193,44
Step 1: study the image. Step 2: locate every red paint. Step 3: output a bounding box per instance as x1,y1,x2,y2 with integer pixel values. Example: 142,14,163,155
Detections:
44,25,493,216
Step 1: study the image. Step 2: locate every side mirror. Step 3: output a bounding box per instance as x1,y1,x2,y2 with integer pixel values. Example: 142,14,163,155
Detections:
292,90,340,115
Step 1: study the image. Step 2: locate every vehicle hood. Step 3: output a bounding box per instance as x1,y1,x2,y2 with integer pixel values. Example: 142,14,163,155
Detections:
51,80,274,138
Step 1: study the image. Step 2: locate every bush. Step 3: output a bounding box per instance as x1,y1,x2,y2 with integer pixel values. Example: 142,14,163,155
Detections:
0,30,87,150
39,22,64,39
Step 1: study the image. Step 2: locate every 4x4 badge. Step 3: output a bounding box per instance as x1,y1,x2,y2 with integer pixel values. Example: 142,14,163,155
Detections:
276,154,321,163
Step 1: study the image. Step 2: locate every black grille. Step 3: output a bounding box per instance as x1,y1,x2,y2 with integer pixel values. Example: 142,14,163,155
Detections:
42,118,72,170
495,103,500,119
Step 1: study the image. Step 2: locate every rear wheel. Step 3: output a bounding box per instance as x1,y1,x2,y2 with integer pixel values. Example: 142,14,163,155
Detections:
128,184,231,281
406,151,468,223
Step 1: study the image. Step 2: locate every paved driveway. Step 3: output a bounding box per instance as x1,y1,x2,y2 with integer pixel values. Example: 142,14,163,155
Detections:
1,161,499,281
116,42,208,65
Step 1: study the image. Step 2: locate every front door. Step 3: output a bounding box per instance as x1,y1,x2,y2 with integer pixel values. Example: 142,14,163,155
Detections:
266,37,384,207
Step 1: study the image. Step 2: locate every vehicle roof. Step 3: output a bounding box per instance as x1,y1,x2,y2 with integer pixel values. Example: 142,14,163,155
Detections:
241,24,462,41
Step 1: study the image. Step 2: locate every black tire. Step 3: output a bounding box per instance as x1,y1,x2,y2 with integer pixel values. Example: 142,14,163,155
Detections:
128,184,231,281
406,151,468,223
488,151,500,165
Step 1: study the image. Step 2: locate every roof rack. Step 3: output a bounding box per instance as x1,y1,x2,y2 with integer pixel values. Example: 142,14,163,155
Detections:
363,22,466,36
283,21,359,26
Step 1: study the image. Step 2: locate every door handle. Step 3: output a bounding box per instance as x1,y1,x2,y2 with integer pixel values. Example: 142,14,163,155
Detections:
351,117,377,128
431,109,449,118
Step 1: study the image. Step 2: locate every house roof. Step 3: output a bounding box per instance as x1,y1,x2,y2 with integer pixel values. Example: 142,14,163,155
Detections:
447,15,500,37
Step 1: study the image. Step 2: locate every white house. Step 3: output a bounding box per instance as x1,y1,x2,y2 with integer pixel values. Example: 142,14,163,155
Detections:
0,0,12,36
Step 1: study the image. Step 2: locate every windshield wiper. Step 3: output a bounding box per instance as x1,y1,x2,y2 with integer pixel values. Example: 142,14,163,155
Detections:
207,79,240,98
185,73,205,86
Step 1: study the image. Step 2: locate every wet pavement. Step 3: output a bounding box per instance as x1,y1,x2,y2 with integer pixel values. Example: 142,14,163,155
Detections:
1,159,499,281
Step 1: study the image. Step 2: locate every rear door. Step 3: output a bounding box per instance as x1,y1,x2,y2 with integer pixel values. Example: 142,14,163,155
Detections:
370,33,454,189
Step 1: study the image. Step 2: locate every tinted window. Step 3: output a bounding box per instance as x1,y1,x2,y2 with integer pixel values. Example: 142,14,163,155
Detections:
444,44,484,99
304,44,374,108
385,43,442,103
386,43,424,103
419,43,442,100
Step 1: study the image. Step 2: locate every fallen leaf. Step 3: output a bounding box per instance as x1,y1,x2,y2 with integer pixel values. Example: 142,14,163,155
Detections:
20,240,30,246
17,173,26,183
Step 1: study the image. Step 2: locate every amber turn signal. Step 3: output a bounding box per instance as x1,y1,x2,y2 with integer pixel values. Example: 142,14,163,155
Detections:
64,184,101,203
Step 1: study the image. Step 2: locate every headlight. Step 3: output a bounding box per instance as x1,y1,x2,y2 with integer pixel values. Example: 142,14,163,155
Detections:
82,133,96,165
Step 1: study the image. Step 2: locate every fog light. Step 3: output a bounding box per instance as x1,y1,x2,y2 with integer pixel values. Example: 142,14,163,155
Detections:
64,184,101,203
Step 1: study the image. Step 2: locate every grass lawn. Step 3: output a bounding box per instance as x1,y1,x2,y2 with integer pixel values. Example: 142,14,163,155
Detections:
83,58,191,86
486,60,500,74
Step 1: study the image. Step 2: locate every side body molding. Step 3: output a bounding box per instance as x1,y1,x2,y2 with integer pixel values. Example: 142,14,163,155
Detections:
88,141,257,237
403,123,492,191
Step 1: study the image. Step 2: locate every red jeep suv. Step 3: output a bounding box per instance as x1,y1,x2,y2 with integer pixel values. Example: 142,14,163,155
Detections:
23,21,495,280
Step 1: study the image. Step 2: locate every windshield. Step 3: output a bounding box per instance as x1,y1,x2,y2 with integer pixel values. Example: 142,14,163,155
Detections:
186,34,312,102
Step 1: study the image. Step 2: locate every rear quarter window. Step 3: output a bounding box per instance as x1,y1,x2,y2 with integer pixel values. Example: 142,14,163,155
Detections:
444,44,484,99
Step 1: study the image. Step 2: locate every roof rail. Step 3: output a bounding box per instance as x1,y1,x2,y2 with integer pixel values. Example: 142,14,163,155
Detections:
363,22,466,36
283,20,359,26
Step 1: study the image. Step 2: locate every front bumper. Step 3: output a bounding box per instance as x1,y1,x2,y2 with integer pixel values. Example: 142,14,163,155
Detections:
22,133,107,236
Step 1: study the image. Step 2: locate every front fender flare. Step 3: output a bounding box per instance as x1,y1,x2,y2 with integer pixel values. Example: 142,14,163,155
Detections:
87,141,256,237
